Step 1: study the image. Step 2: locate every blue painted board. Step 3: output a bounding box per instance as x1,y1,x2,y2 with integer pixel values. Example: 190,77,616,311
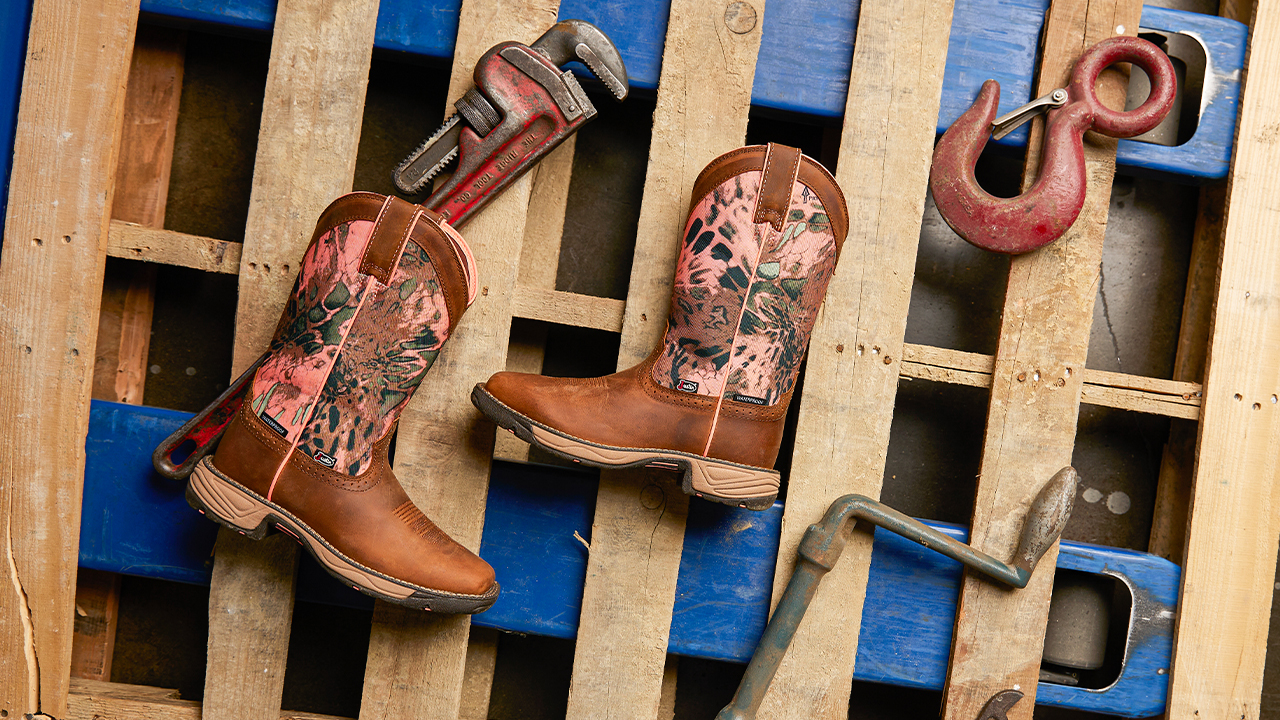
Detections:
134,0,1244,182
0,0,32,244
82,400,1177,715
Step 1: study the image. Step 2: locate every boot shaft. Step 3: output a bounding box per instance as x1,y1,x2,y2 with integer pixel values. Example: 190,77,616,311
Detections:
250,193,477,476
652,144,847,414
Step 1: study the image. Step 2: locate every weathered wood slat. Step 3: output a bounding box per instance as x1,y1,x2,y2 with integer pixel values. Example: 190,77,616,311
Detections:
201,1,381,718
67,679,349,720
940,2,1139,717
1149,0,1247,565
1166,1,1280,715
76,25,186,682
757,1,956,717
0,0,140,716
106,221,242,273
358,2,559,717
495,136,576,462
511,286,625,331
97,227,1202,419
563,1,765,717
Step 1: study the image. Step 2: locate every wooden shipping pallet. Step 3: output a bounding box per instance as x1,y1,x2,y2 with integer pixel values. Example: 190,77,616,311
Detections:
1,1,1277,719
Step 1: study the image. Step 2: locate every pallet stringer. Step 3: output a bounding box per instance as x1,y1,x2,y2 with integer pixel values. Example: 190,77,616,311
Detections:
358,1,561,717
940,1,1140,717
200,0,381,717
563,0,765,716
756,0,958,717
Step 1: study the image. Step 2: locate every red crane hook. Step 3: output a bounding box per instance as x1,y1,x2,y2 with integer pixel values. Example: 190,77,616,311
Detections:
929,36,1177,254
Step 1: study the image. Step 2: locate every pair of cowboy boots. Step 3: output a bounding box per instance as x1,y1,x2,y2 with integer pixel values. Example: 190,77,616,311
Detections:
187,144,846,613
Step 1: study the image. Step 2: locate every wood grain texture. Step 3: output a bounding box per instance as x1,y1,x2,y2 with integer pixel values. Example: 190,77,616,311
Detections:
69,569,120,682
563,0,764,716
1149,0,1244,565
67,679,350,720
106,221,242,273
1166,2,1280,715
756,2,956,717
78,25,184,684
358,1,558,717
93,26,184,406
0,0,139,716
940,2,1139,717
202,1,379,718
511,286,625,331
495,136,575,461
459,627,499,720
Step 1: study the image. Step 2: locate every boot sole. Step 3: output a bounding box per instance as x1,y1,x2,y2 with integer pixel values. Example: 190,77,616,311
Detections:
472,384,778,511
187,457,500,614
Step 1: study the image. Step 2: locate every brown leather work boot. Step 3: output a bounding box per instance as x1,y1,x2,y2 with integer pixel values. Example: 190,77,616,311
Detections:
187,193,499,613
472,144,847,510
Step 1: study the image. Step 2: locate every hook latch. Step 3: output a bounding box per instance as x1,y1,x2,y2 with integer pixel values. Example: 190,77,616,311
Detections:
990,88,1068,140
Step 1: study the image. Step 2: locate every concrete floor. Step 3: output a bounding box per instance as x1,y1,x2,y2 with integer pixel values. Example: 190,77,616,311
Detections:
108,17,1273,719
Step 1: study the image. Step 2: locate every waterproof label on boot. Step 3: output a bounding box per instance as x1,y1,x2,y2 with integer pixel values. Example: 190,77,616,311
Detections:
730,393,768,406
259,411,290,439
676,379,699,393
312,449,338,469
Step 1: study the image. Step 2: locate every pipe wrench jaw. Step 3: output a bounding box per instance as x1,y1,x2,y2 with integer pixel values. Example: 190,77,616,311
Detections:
423,43,593,225
392,19,629,209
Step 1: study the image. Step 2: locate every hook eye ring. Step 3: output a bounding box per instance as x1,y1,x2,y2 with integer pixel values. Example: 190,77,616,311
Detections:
1069,35,1178,139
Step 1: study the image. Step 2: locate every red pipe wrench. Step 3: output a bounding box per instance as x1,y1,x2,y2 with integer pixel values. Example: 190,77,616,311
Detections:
153,20,628,479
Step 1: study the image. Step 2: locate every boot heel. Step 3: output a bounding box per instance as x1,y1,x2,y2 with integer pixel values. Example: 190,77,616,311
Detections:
685,459,778,511
187,458,273,540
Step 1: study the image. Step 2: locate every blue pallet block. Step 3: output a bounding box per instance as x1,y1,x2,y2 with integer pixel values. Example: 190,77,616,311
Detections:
135,0,1244,182
81,399,1179,716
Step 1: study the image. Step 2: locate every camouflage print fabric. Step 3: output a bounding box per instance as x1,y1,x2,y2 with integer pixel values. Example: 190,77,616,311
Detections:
252,220,374,442
250,216,456,476
297,240,452,475
651,170,838,407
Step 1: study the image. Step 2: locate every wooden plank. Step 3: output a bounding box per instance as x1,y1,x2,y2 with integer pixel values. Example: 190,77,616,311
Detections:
97,221,1210,421
494,137,575,462
201,1,380,718
357,2,558,717
563,1,764,717
0,0,140,716
1148,0,1247,565
1165,1,1280,715
66,678,350,720
77,22,185,688
106,221,242,273
69,569,120,682
458,627,499,720
511,287,625,331
940,2,1139,717
754,1,956,717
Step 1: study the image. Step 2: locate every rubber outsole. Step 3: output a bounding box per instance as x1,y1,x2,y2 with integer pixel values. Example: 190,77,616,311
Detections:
471,384,778,511
187,458,499,614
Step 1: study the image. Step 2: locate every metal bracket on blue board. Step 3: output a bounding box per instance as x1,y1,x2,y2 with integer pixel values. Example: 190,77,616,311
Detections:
136,0,1245,183
83,400,1180,717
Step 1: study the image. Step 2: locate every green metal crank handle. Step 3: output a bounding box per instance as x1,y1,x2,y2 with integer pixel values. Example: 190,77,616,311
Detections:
716,466,1078,720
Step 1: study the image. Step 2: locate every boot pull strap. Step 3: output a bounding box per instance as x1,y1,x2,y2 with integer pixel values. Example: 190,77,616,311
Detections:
753,142,803,231
360,195,419,285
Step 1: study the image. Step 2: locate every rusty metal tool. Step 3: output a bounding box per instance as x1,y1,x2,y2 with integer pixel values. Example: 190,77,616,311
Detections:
929,35,1175,254
978,689,1025,719
392,19,628,225
715,467,1078,720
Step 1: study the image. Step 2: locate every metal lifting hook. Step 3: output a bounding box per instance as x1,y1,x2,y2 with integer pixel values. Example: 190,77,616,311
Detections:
929,36,1177,254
